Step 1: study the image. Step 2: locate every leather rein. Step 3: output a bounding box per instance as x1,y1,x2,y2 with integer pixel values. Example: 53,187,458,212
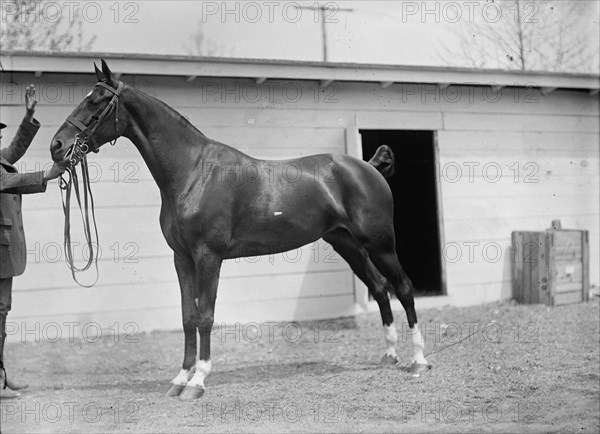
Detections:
59,80,123,287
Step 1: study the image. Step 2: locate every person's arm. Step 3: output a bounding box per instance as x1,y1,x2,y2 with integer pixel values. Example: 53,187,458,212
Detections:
0,84,40,165
0,162,66,195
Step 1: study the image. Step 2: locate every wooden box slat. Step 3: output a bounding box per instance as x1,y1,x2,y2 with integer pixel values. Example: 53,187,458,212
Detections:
512,227,589,306
554,291,587,306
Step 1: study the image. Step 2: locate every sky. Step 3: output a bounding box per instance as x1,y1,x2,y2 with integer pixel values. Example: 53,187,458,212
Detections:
3,0,600,69
81,0,450,64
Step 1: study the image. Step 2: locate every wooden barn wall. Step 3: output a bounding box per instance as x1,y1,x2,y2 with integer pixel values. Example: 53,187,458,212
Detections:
1,71,598,333
1,72,357,332
351,83,598,307
433,91,599,306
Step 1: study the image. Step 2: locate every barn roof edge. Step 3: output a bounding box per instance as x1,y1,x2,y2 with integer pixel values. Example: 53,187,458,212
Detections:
1,51,598,91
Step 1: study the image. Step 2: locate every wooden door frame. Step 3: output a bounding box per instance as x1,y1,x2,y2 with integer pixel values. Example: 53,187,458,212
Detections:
345,119,448,311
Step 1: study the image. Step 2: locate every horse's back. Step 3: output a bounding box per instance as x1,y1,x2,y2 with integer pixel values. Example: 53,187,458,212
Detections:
269,151,395,231
199,141,394,228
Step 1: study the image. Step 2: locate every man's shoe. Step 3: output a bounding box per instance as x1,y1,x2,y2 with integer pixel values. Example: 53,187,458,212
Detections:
0,386,21,399
5,377,28,391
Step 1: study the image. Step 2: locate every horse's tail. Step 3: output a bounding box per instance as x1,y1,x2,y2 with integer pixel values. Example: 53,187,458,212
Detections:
368,145,395,179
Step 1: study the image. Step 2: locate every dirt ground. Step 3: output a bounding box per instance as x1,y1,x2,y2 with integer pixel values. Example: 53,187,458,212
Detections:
1,297,599,433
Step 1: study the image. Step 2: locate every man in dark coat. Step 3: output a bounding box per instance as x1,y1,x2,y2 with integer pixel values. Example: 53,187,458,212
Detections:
1,85,66,399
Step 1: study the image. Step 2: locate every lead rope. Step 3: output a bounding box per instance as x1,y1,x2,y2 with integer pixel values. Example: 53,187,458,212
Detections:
59,138,100,288
59,80,122,287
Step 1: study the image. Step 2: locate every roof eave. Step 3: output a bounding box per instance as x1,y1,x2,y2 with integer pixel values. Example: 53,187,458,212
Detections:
1,51,599,91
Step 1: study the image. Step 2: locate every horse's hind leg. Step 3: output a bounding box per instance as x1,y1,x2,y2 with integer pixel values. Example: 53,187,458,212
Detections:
364,239,429,370
323,229,400,364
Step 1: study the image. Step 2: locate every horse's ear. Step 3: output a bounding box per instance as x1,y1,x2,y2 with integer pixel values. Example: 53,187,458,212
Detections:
101,59,116,86
94,63,104,82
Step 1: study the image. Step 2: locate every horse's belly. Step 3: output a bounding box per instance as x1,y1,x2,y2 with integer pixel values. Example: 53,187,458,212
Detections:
224,233,321,259
226,205,332,258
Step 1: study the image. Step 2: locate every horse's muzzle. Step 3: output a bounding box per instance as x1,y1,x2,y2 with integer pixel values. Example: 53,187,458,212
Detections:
50,138,66,162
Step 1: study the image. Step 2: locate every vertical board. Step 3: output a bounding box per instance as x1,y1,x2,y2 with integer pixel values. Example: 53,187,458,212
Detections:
583,231,590,302
511,231,523,303
433,131,448,296
344,116,368,311
538,233,550,306
548,231,557,306
524,232,534,304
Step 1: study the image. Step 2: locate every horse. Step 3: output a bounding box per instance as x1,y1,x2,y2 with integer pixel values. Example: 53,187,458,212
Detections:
50,60,430,401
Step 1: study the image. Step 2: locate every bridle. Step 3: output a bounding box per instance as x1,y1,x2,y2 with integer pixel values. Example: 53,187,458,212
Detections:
65,81,123,164
59,80,123,287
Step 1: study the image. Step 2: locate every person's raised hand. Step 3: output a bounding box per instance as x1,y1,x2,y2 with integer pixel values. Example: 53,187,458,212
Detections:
25,84,38,121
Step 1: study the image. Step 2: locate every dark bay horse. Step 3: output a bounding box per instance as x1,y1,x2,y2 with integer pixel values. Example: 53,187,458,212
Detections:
50,60,429,400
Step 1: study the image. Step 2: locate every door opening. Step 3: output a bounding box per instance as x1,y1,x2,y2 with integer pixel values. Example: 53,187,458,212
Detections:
360,130,443,296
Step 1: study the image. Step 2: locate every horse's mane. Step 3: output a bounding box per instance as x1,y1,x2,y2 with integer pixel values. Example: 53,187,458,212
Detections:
125,81,208,140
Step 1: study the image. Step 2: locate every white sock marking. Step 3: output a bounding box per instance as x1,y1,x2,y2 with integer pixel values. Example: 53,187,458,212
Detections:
171,369,191,386
186,360,212,389
410,324,428,365
383,324,398,358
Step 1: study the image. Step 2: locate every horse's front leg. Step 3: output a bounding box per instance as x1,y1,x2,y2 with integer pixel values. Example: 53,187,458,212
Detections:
166,253,199,397
179,247,222,401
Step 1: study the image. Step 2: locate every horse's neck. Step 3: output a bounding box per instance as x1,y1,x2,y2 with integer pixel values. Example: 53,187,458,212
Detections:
122,88,206,192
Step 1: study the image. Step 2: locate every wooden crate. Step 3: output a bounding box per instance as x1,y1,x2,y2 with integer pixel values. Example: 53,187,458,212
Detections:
512,228,589,306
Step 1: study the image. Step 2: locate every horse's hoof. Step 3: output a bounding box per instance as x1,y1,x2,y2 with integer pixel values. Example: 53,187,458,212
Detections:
179,385,205,401
410,362,432,377
165,383,185,397
380,354,399,365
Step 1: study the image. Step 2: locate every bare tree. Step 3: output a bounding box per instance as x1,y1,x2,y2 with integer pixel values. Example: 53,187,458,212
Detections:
438,0,599,73
184,23,228,57
0,0,96,51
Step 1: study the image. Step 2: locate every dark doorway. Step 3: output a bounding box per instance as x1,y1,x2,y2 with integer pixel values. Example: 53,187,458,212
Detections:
360,130,443,296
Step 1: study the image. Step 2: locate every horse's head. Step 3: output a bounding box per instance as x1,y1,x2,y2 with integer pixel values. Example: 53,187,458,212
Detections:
51,60,127,163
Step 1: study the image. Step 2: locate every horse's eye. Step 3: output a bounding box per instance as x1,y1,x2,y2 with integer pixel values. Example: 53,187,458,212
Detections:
88,97,102,106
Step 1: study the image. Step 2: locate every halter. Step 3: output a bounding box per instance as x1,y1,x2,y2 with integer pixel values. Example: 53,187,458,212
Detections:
59,80,123,287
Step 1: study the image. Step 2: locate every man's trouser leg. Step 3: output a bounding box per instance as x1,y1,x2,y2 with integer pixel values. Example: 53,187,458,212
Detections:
0,277,13,388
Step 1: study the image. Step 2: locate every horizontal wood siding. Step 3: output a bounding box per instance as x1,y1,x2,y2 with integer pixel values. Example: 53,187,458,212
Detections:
1,71,598,330
437,101,599,305
2,73,356,331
